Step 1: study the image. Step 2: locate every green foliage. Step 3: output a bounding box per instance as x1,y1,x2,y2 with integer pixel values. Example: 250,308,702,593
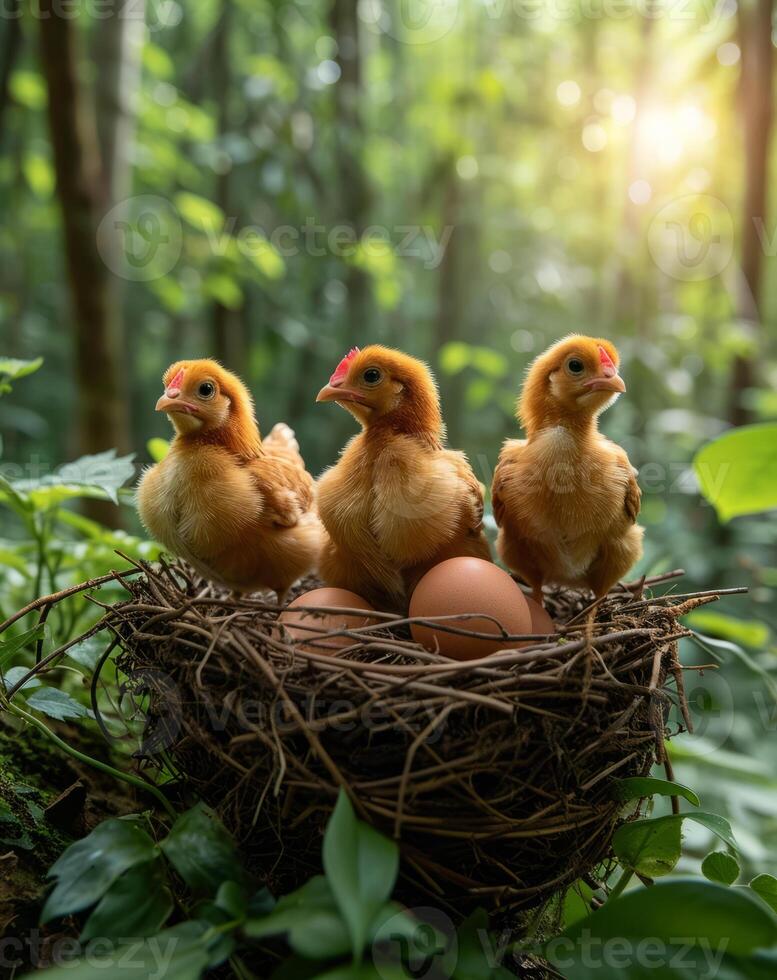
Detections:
612,812,738,878
612,777,700,807
693,424,777,522
750,875,777,913
551,879,777,979
322,790,400,958
160,802,249,894
701,851,740,885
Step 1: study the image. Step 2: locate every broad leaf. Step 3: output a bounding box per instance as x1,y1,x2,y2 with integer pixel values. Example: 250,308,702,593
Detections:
322,790,399,959
67,635,108,671
693,423,777,521
0,356,43,382
0,623,47,669
701,851,739,885
686,611,771,649
160,803,246,894
751,874,777,913
612,777,700,807
13,450,135,506
2,666,41,690
613,812,738,877
26,687,91,721
42,818,158,922
553,879,777,977
453,909,512,980
80,859,173,941
244,875,351,960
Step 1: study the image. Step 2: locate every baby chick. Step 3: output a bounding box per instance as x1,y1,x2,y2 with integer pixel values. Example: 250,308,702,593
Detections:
491,335,643,604
137,359,322,602
316,346,491,609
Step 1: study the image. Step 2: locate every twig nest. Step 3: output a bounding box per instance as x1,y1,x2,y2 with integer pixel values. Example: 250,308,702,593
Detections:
409,557,532,660
277,587,375,655
111,562,699,921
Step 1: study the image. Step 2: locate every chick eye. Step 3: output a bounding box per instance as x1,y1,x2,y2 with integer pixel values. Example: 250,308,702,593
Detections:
566,358,585,375
197,381,216,399
363,368,382,386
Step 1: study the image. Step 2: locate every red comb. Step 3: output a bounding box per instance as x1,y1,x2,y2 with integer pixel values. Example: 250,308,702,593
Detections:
167,368,185,390
330,347,360,385
598,346,616,373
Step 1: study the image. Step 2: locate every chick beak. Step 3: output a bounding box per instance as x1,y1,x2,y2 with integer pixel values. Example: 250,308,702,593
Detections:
316,383,365,404
583,374,626,394
156,387,198,414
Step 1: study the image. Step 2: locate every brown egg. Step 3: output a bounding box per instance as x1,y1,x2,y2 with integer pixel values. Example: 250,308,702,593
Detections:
409,558,532,661
278,588,376,655
524,597,556,639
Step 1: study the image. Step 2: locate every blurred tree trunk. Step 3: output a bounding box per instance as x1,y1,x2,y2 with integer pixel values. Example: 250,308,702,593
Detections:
93,0,144,443
39,1,130,525
211,0,246,368
731,0,773,426
0,0,22,143
330,0,371,328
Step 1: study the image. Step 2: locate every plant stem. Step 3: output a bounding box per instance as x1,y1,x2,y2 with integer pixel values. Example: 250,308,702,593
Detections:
607,866,634,902
5,699,177,820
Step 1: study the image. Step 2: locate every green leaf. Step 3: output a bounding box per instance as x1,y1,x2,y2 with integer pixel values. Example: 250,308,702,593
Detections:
687,611,771,649
0,623,47,669
554,879,777,973
751,874,777,913
693,423,777,521
26,687,91,721
322,790,399,959
23,153,54,199
175,191,225,234
243,236,285,279
42,818,158,922
12,450,135,506
2,666,41,690
214,880,247,919
67,635,107,671
612,777,700,807
160,803,246,894
701,851,739,885
453,909,510,980
0,356,43,382
9,70,47,109
439,342,472,375
34,921,217,980
147,437,170,462
204,273,243,309
80,859,173,941
613,814,682,877
244,875,351,960
612,812,738,877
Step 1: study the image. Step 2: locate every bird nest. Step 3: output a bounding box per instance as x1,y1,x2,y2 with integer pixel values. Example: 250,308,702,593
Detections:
94,561,715,921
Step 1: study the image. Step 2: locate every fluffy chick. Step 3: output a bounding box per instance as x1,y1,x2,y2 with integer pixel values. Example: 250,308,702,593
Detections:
316,345,492,609
491,335,643,604
137,359,321,602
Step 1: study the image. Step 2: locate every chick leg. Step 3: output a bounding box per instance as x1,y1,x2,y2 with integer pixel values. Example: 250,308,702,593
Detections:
586,525,645,599
495,525,548,607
